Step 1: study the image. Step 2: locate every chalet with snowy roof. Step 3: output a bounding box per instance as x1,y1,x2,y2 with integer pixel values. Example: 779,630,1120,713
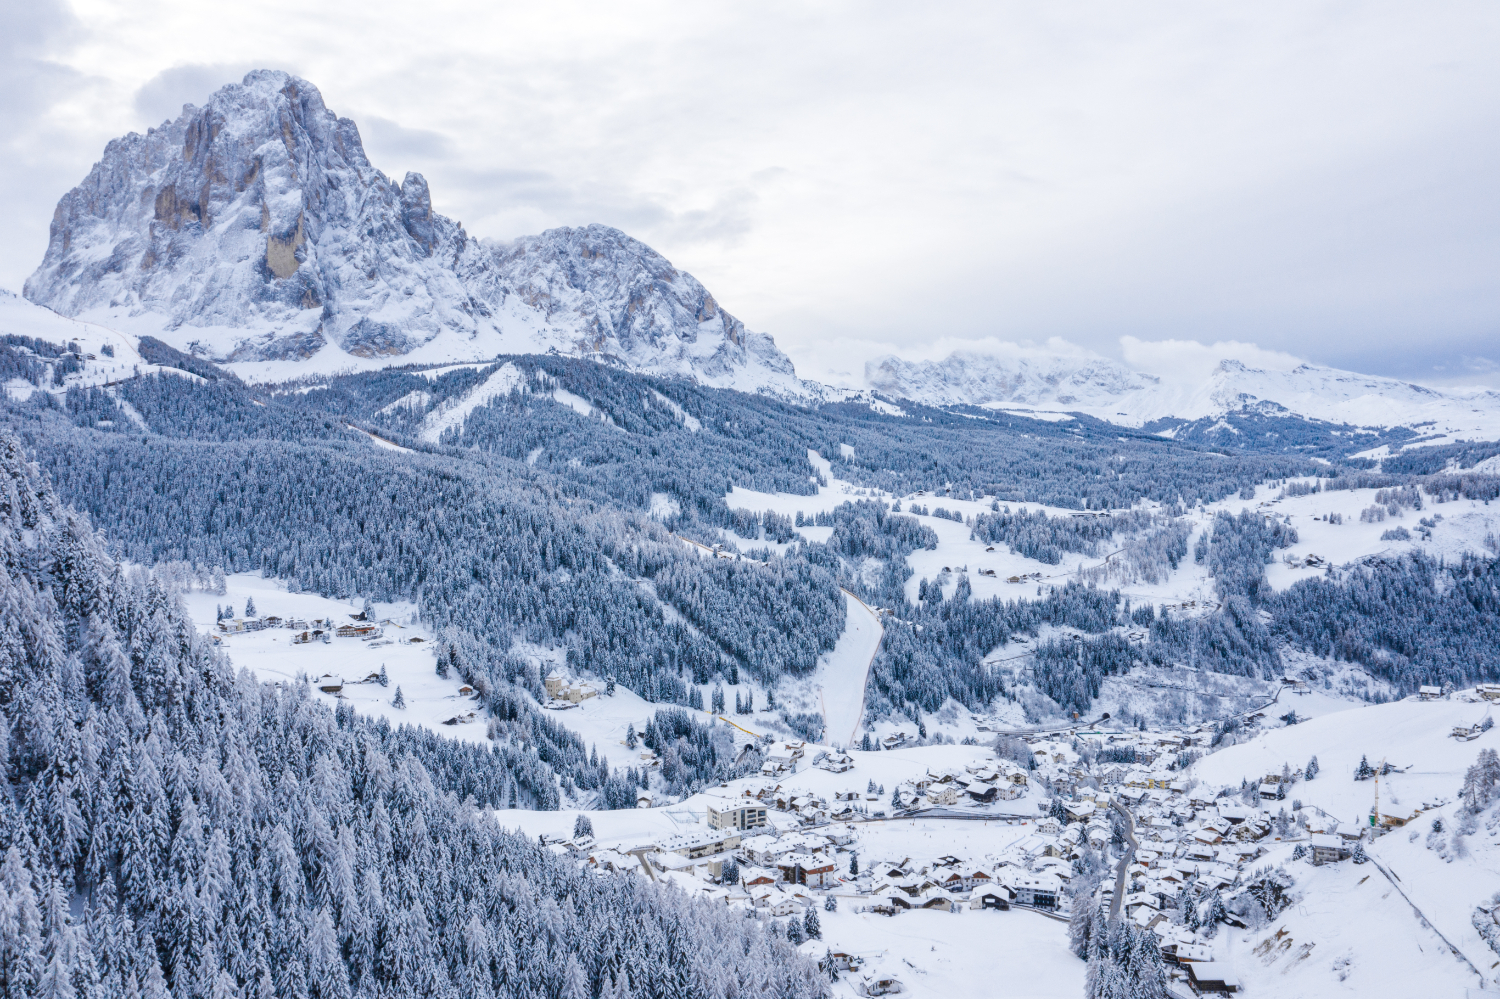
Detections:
868,890,912,915
741,868,777,889
1186,962,1239,994
1008,873,1060,909
860,967,905,995
1309,834,1349,865
1063,800,1096,822
925,784,959,806
817,751,854,773
823,824,857,846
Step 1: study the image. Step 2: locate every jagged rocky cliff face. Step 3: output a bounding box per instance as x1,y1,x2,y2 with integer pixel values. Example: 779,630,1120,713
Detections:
24,70,800,391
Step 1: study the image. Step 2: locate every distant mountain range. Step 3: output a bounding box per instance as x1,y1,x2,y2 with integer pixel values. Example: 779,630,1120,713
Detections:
16,68,1500,452
866,351,1500,454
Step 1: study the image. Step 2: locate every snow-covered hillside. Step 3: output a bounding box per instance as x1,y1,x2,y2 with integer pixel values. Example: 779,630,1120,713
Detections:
1188,695,1500,995
868,346,1500,447
0,287,210,401
23,70,803,394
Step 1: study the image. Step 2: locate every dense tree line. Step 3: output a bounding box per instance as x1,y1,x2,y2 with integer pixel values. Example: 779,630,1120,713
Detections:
0,432,828,999
1268,551,1500,691
10,333,1500,723
972,507,1155,565
9,402,843,704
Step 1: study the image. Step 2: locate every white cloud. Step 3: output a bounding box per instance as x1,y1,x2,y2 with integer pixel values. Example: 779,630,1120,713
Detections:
1119,336,1308,388
2,1,1496,383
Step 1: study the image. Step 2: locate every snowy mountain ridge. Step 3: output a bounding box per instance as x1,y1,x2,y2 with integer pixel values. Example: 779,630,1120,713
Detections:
868,349,1500,445
23,70,802,394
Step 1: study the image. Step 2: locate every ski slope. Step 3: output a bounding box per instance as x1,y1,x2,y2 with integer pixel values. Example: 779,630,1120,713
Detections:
796,590,883,750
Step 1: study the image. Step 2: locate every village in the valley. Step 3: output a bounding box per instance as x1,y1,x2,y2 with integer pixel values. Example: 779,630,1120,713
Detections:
513,666,1497,998
188,569,1500,999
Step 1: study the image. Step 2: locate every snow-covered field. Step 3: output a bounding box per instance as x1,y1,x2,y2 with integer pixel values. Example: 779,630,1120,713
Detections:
177,573,490,744
0,288,191,400
815,905,1083,999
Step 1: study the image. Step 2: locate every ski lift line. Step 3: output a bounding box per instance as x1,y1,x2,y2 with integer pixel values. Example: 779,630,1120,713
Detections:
1367,855,1485,983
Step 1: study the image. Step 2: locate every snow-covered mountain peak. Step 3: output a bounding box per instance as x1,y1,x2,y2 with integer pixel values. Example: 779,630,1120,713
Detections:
865,342,1500,445
23,71,802,392
865,348,1157,410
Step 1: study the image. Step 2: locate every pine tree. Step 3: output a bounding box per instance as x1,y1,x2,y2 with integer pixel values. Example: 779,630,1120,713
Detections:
244,597,256,617
824,894,836,912
573,814,594,840
378,663,389,687
1069,885,1096,958
392,686,406,709
720,857,738,886
1306,755,1319,781
848,852,858,876
804,905,821,939
1203,891,1226,937
785,918,805,945
1351,841,1369,864
626,723,637,749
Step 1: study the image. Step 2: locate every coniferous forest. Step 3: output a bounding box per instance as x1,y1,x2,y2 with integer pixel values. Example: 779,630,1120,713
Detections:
0,433,828,999
0,328,1499,997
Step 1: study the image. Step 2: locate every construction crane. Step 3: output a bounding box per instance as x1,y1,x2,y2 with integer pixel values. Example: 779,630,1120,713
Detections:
1370,756,1387,830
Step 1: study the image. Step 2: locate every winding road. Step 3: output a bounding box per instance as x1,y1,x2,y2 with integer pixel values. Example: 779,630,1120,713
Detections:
1108,799,1138,921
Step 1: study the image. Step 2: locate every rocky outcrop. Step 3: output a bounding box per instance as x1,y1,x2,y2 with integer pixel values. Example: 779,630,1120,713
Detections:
25,70,801,392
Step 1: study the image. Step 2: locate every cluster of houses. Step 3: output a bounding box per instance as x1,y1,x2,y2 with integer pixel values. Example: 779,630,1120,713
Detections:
889,760,1031,806
543,669,600,709
559,712,1403,996
218,612,403,647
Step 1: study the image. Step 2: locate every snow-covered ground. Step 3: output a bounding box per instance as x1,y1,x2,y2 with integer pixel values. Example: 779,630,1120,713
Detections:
1186,695,1500,994
1217,846,1480,998
176,573,489,744
0,288,188,399
418,362,524,442
778,591,882,750
815,904,1083,999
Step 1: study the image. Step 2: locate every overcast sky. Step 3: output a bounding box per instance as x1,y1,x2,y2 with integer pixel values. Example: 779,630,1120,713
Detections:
4,0,1497,387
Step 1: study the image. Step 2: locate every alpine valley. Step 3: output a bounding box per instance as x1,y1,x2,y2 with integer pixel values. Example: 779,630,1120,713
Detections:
2,69,1500,999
